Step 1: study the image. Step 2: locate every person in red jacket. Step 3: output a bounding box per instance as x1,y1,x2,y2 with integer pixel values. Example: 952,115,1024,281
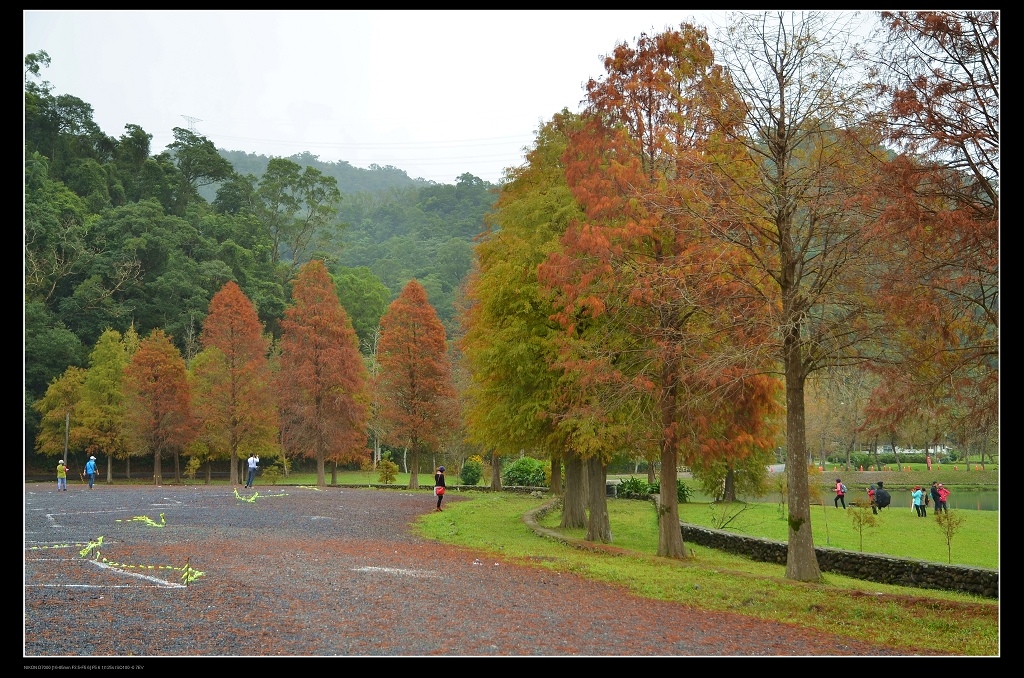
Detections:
834,478,847,509
936,483,950,514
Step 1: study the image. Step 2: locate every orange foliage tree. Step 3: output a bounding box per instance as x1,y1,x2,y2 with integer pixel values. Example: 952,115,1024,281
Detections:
190,281,279,485
459,112,581,504
122,329,195,485
539,25,764,554
276,260,370,488
375,279,458,489
861,11,998,460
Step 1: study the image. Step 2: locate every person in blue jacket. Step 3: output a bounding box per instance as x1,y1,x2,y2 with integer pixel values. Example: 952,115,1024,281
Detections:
84,456,98,489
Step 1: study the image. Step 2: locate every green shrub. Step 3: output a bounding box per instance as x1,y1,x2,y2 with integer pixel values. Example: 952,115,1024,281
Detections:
616,476,652,500
460,456,483,486
649,478,693,504
377,452,399,485
261,459,286,486
502,456,547,487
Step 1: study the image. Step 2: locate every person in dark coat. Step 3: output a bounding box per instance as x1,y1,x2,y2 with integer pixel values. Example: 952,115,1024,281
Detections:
434,466,447,512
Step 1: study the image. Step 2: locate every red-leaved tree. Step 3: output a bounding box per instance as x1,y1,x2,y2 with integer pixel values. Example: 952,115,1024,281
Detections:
122,329,195,485
277,260,370,488
190,281,279,485
376,279,459,489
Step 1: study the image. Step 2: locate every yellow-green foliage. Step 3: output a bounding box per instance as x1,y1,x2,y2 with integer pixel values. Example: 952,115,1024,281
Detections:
935,510,967,564
377,458,399,484
849,505,877,552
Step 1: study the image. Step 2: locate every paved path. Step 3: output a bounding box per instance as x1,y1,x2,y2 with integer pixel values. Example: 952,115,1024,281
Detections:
24,483,922,658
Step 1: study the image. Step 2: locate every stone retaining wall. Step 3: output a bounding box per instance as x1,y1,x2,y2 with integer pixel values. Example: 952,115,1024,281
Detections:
678,522,998,599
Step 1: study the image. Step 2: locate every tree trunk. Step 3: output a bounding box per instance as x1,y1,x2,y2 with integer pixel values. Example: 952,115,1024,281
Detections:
584,456,612,543
174,450,180,483
331,460,337,486
783,348,821,582
647,457,656,485
407,442,419,490
125,456,131,480
316,448,326,489
722,465,737,503
656,366,686,559
205,460,211,485
891,434,901,469
106,456,112,484
489,450,502,491
229,444,239,486
153,449,162,486
561,451,587,529
549,450,563,495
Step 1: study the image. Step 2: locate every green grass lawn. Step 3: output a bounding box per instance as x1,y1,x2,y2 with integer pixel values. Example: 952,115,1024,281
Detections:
675,500,998,568
414,492,999,656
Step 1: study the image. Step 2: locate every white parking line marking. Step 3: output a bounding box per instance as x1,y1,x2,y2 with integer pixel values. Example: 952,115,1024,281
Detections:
351,566,439,578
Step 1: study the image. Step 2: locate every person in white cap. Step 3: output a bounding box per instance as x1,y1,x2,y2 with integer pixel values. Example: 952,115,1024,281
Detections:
56,459,68,491
84,456,98,489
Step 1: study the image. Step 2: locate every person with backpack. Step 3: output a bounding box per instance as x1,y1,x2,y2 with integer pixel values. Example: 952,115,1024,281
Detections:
874,481,891,511
930,482,941,510
874,481,891,510
834,478,847,509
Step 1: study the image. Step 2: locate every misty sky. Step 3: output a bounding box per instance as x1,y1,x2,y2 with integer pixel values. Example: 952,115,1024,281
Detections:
24,10,733,184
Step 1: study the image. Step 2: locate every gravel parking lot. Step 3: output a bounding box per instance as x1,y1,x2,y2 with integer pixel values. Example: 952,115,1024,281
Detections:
25,482,927,659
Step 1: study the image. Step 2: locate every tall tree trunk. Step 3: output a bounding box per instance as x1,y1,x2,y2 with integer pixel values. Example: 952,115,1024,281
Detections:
656,366,686,558
561,451,587,528
174,450,180,483
891,434,901,468
722,466,737,503
331,460,337,486
647,456,656,485
585,456,611,543
408,442,420,490
153,449,162,486
106,456,112,484
125,456,131,481
783,345,821,582
229,440,239,486
549,450,562,495
489,450,502,490
316,453,326,488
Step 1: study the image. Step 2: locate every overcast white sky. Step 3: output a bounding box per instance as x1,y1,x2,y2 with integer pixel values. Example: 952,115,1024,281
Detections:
24,10,731,185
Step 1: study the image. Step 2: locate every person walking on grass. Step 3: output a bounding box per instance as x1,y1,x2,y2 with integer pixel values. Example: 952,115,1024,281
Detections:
912,485,927,517
84,456,97,489
834,478,847,509
56,460,68,491
434,466,446,512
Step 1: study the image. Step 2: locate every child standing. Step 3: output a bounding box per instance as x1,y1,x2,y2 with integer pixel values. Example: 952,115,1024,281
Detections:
56,460,68,491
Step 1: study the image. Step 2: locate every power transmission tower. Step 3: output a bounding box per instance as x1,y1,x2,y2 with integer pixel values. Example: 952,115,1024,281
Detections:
181,115,203,133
